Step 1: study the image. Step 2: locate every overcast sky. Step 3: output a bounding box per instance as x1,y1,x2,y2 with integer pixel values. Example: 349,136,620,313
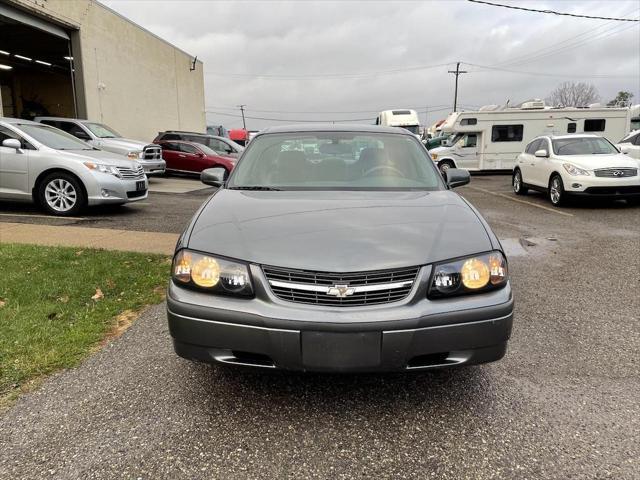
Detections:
102,0,640,130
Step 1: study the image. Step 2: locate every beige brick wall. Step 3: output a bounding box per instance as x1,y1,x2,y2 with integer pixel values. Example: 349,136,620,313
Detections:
7,0,205,141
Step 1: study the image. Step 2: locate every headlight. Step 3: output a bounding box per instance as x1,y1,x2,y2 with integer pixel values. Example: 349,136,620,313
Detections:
429,251,508,299
562,163,590,176
127,151,143,160
84,161,121,178
431,153,438,160
172,249,253,297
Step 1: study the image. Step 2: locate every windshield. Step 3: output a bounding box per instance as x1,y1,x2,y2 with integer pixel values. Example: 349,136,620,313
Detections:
198,144,221,156
229,132,444,191
18,124,93,150
552,137,619,155
399,125,420,135
83,122,121,138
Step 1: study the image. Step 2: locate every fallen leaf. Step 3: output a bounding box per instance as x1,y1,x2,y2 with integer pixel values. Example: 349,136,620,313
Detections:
91,288,104,301
106,279,116,289
57,295,69,304
75,250,84,256
0,298,6,308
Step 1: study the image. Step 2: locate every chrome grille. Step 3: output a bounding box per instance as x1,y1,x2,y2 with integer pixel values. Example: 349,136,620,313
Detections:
594,168,637,178
117,165,145,179
143,145,162,160
263,265,419,307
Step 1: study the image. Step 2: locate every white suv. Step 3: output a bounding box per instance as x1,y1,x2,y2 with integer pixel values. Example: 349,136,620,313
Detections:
512,134,640,206
616,130,640,160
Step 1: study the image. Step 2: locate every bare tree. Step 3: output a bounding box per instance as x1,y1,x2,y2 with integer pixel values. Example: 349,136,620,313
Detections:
546,82,600,107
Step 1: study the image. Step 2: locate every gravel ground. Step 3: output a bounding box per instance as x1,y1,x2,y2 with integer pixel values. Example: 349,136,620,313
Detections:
1,175,638,479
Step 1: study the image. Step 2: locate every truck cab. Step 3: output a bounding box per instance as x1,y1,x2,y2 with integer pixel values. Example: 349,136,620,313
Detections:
376,109,420,136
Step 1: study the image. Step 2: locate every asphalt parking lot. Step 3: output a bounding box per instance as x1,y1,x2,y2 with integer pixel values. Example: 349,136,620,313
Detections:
1,175,639,479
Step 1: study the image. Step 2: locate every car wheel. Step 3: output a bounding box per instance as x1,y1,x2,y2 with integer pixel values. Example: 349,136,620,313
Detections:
38,172,86,216
513,169,528,195
548,174,566,207
438,160,454,175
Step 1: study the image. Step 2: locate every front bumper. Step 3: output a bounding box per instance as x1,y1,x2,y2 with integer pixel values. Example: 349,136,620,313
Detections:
139,160,166,176
563,173,640,197
167,265,514,372
86,173,148,205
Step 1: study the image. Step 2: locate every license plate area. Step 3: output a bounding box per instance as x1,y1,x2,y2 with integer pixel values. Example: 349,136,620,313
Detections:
301,331,381,370
136,180,146,191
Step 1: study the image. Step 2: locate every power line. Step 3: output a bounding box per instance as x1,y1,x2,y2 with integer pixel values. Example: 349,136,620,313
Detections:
467,0,639,22
204,62,452,79
205,105,454,115
463,62,639,79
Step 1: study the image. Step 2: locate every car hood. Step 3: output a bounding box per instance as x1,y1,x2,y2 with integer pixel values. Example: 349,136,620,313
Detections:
98,137,149,152
558,153,638,170
58,148,142,168
187,190,492,272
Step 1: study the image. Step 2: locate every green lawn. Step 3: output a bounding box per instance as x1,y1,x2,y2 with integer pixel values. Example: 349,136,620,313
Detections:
0,243,170,404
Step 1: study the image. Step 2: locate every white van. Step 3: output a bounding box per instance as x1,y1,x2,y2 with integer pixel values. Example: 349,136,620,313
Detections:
376,109,420,136
429,102,639,173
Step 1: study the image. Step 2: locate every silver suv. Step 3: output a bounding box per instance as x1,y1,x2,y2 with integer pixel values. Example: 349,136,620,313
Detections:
0,117,148,216
35,117,166,175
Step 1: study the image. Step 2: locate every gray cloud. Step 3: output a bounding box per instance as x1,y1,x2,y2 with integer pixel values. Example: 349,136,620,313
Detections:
101,0,640,130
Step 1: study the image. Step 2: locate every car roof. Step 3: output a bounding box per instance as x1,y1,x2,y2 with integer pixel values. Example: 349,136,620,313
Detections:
534,133,603,141
1,117,41,125
34,116,90,122
160,131,227,140
259,124,412,135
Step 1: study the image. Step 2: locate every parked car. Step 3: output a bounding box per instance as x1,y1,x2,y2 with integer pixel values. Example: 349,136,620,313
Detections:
513,134,640,206
616,130,640,160
34,117,165,175
156,140,236,176
167,125,514,372
154,131,244,158
424,132,452,150
0,117,147,216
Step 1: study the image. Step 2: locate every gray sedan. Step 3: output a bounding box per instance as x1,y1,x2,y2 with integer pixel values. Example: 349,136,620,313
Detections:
0,117,148,216
167,125,513,372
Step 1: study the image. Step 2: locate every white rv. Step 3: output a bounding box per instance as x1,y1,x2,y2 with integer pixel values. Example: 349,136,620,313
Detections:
429,101,640,172
376,109,420,135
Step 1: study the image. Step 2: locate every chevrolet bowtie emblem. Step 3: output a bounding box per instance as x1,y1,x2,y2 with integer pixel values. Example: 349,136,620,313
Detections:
327,284,356,298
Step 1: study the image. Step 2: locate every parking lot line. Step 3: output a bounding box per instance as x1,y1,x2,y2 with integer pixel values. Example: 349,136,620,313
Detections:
0,213,87,221
467,187,574,217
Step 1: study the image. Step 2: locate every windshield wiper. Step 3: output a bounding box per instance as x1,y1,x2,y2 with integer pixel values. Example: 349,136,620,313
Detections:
229,186,281,191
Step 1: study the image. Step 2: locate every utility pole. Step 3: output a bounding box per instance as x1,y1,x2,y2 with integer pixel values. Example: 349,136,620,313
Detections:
237,104,247,131
448,62,467,112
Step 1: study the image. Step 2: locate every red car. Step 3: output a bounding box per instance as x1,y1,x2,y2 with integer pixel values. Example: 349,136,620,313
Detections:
156,140,237,177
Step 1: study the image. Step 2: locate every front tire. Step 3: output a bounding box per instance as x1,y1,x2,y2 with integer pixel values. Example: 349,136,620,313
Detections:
438,160,455,175
513,169,528,195
548,174,566,207
37,172,86,216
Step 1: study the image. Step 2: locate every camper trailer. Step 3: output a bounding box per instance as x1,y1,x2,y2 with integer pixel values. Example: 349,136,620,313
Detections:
429,101,639,172
375,109,420,135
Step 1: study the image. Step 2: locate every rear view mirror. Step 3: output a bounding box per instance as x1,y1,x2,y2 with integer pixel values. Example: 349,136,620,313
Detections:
2,138,22,150
534,149,549,158
200,167,226,187
445,168,470,188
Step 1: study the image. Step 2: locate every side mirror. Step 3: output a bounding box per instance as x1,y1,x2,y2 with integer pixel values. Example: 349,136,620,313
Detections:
200,167,226,187
534,149,549,158
196,152,205,158
74,131,91,140
2,138,22,151
445,168,470,188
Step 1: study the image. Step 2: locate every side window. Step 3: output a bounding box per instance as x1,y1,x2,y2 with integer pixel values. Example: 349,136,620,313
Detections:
179,144,197,154
525,139,539,154
491,124,523,142
460,118,477,126
55,121,75,133
567,122,577,133
633,134,640,146
463,134,477,148
162,134,180,141
161,142,178,151
40,120,60,129
537,139,549,153
0,126,34,150
584,119,605,132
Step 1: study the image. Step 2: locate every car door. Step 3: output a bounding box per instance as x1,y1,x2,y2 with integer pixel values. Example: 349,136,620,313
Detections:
518,139,539,184
160,142,181,170
178,143,202,172
454,133,479,169
0,126,30,198
529,138,552,187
